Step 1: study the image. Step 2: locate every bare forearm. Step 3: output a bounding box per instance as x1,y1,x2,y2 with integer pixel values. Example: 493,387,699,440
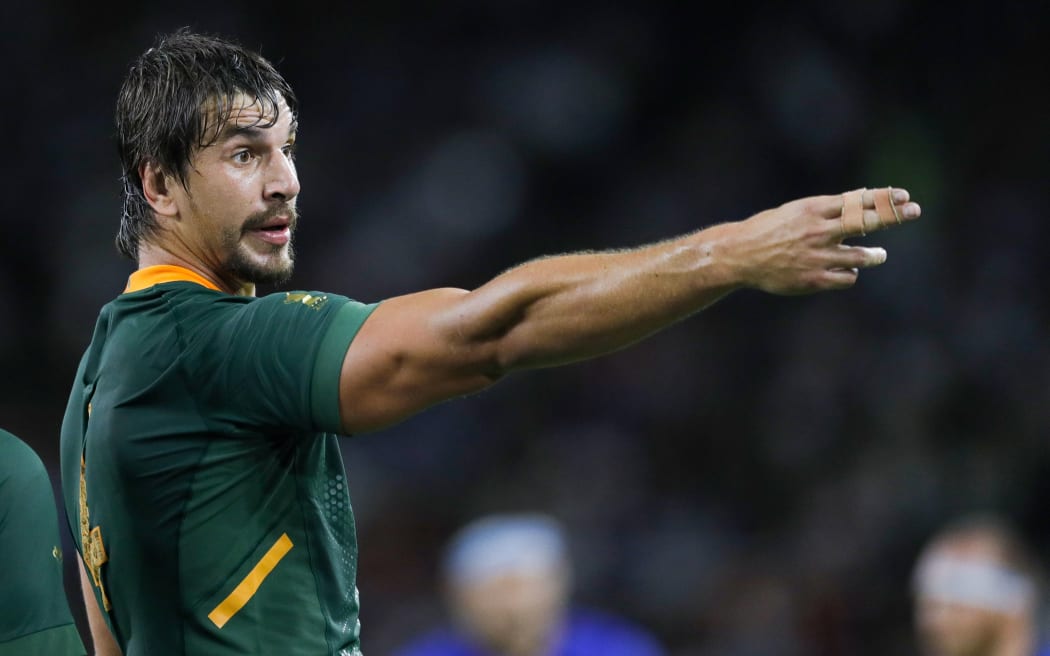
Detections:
455,224,740,371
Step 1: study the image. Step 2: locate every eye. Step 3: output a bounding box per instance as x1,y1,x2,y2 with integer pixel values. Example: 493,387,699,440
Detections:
282,144,296,161
232,149,254,164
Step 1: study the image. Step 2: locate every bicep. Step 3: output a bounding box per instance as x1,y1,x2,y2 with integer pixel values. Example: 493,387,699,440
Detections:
79,562,122,656
338,288,504,433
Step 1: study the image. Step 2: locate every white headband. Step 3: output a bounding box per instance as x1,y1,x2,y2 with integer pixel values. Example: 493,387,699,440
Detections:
914,555,1036,613
444,514,567,584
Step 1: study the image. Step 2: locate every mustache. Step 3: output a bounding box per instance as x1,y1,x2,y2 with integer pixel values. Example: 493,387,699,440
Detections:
241,204,299,232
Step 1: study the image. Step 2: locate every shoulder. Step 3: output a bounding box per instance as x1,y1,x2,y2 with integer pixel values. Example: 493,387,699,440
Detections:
239,291,376,344
117,283,253,321
265,290,344,310
564,608,664,656
0,429,47,483
120,285,368,330
209,289,358,324
251,290,378,327
98,285,247,353
0,430,55,545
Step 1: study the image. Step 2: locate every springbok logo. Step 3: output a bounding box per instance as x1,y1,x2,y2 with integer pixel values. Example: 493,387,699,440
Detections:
284,292,329,310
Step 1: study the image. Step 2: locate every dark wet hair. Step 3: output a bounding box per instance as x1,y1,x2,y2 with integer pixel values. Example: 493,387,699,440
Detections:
115,28,298,259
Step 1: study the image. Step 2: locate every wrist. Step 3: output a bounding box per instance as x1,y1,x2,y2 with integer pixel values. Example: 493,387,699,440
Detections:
690,221,750,292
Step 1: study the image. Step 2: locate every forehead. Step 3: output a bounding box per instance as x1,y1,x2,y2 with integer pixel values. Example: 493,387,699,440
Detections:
203,91,296,139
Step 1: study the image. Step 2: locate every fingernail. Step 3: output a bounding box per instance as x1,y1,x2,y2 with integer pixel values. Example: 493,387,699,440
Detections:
893,189,908,203
903,203,920,218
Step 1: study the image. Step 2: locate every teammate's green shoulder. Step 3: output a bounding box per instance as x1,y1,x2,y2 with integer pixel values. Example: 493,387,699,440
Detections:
0,428,47,476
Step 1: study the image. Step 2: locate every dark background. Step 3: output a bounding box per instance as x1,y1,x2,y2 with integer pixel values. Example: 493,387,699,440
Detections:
2,1,1049,654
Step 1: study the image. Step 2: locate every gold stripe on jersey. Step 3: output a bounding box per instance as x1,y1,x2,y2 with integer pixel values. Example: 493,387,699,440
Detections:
208,533,294,629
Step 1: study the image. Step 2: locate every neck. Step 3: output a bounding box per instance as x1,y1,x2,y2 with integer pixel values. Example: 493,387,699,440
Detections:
137,242,256,297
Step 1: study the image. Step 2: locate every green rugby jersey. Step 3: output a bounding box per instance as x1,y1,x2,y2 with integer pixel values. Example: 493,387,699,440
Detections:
59,265,377,656
0,429,86,656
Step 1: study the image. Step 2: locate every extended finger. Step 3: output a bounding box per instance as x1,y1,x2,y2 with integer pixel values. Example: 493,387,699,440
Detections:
871,187,921,224
817,187,915,221
859,203,922,233
841,187,921,238
831,245,887,270
821,268,860,290
862,187,910,209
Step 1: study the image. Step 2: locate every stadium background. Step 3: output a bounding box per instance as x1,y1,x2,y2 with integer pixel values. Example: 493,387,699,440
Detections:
1,1,1048,653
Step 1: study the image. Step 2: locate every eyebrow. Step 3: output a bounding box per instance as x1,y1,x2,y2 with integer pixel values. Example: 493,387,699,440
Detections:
219,125,267,143
218,123,297,144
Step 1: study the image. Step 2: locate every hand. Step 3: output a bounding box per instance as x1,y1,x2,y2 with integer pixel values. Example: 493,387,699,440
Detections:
726,187,921,295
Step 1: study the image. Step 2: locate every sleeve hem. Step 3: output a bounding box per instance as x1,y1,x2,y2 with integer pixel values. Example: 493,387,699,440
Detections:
309,301,379,433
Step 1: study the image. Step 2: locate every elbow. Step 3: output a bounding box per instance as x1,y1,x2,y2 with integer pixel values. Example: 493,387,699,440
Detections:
488,331,547,375
483,361,510,385
473,342,513,383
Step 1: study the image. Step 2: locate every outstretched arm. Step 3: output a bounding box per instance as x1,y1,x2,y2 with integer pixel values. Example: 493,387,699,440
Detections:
338,188,920,433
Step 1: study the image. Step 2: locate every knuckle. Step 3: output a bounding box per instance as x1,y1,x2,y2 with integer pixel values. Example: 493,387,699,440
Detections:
803,227,825,243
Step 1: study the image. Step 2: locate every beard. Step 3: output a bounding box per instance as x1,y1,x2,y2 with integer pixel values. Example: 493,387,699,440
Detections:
221,204,298,286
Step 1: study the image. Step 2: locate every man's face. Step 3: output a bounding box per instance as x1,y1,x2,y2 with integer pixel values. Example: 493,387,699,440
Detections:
913,536,1021,656
451,568,569,656
170,93,300,286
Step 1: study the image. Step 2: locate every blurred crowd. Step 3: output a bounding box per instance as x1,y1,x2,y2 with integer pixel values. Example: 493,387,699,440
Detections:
1,1,1047,654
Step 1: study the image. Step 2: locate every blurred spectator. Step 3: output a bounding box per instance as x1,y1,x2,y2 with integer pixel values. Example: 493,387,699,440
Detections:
0,429,86,655
913,515,1050,656
395,513,664,656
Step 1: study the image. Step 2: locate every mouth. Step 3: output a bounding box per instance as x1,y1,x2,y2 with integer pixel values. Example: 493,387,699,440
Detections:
249,216,292,246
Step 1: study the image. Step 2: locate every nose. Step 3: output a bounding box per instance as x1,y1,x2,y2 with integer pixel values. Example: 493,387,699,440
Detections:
264,149,300,202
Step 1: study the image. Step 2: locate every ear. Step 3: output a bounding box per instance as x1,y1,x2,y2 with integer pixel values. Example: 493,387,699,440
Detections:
140,161,180,219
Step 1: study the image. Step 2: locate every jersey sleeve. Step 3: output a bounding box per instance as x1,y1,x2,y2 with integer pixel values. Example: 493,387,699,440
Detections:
185,291,377,435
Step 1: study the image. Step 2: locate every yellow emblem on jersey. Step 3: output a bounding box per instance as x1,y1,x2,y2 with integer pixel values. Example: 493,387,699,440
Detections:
80,455,112,611
284,292,329,310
